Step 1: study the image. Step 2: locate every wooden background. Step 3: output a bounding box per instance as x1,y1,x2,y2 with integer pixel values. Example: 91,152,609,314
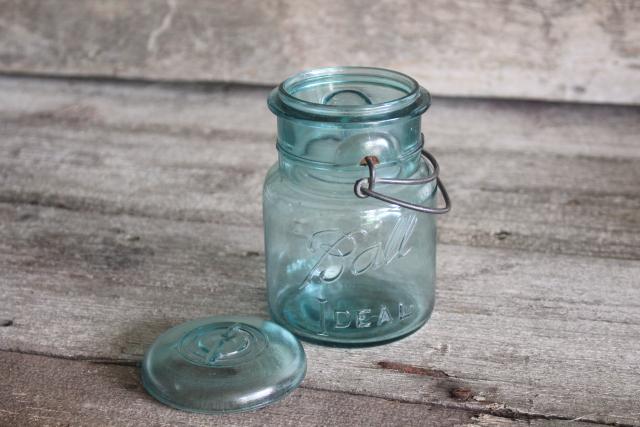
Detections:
0,1,639,426
0,0,639,104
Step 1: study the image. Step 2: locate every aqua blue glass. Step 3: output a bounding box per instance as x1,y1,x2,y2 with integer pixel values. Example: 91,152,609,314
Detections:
265,67,447,346
141,315,306,413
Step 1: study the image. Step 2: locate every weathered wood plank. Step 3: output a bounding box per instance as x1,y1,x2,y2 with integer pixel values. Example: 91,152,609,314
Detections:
0,1,639,104
1,351,495,427
1,77,639,260
0,203,639,425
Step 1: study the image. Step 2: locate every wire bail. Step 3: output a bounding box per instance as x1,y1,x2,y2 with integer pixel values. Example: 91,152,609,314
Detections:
354,134,451,214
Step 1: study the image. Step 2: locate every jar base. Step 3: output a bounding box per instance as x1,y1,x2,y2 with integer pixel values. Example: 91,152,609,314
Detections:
268,279,433,347
270,308,430,347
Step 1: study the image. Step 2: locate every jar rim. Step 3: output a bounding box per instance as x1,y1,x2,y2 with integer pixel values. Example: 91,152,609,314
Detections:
268,66,431,123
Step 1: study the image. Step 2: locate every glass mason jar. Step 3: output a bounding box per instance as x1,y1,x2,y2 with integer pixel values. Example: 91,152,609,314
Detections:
264,67,450,346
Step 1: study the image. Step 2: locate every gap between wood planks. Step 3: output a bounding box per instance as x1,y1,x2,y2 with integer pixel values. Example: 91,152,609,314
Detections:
0,347,630,427
4,69,640,108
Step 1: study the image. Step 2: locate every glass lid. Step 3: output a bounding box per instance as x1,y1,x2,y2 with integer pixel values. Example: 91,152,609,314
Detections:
141,315,307,414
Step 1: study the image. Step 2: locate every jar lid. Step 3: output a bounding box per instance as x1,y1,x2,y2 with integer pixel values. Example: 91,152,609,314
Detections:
268,66,431,123
141,315,306,413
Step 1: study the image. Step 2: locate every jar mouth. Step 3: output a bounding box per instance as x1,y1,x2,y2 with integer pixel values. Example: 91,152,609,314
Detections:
268,66,431,123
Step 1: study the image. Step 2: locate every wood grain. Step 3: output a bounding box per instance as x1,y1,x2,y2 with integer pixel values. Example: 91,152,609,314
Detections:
1,351,493,427
0,76,638,261
0,203,639,425
1,75,640,425
0,1,639,104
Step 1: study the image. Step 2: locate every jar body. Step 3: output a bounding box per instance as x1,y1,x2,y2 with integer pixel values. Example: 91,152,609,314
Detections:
263,155,437,346
264,66,444,346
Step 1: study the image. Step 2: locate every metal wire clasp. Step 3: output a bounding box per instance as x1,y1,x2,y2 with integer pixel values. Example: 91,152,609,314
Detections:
353,134,451,214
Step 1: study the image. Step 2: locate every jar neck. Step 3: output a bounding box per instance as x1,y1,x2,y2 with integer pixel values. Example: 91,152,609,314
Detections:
277,145,424,186
275,116,423,167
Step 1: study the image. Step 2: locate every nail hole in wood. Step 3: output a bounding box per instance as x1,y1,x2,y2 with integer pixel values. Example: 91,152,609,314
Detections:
494,230,511,240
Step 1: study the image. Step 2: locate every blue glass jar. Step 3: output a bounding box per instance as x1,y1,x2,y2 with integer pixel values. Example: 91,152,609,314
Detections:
265,67,450,346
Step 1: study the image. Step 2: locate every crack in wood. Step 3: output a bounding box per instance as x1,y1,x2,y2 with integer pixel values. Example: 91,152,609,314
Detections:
3,348,139,367
377,360,450,378
301,383,635,427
